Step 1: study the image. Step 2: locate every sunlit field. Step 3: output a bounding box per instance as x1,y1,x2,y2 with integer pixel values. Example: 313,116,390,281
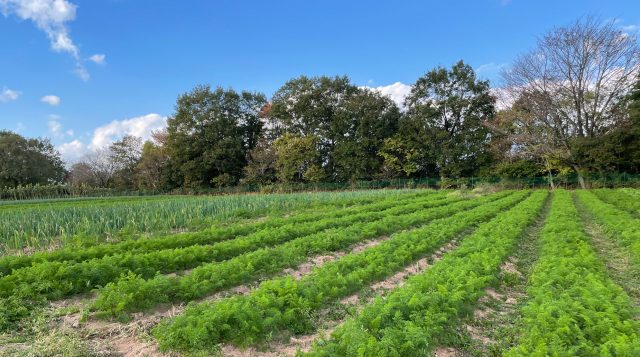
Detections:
1,188,639,356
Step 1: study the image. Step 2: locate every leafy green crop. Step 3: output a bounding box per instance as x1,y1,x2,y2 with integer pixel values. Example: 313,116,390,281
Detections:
508,191,640,356
151,191,529,353
305,191,547,357
0,190,431,276
0,189,414,252
576,190,640,265
591,188,640,215
0,192,443,302
91,191,488,316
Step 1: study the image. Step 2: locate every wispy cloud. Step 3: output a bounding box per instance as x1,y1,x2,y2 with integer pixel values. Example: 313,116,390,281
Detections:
41,94,61,106
48,115,73,137
48,116,62,136
15,121,26,132
0,0,98,80
476,62,507,83
0,87,21,102
89,53,106,65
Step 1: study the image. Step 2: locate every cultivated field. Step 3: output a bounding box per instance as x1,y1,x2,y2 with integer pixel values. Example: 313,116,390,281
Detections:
0,188,639,356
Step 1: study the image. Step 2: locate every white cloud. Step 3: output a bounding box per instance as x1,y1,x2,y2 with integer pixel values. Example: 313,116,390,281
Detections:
47,114,72,138
41,94,61,106
0,87,21,102
74,64,90,81
490,87,513,111
0,0,95,80
89,53,105,65
56,113,167,163
622,24,639,34
90,113,167,149
362,82,412,108
57,139,85,163
0,0,78,55
48,117,62,136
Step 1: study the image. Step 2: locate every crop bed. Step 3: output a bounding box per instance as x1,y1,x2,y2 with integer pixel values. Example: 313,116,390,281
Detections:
0,188,638,356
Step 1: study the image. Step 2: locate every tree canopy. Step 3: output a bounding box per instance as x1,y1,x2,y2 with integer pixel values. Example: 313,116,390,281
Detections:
5,17,639,191
0,131,66,187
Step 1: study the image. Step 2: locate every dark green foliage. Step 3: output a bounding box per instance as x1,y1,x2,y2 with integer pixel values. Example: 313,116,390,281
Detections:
402,60,495,178
495,159,544,179
166,85,267,187
269,75,400,182
0,131,66,188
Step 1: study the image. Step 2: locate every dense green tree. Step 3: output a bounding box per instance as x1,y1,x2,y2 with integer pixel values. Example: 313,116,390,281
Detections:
269,75,357,179
166,85,267,187
404,60,495,178
0,131,66,187
332,89,400,181
379,136,421,177
269,75,399,181
273,133,323,183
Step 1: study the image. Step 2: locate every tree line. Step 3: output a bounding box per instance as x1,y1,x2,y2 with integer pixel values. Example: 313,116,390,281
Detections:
2,17,639,191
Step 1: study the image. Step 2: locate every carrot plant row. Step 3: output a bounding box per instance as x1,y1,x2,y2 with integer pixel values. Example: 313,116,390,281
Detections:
0,192,446,304
591,188,640,215
507,191,640,356
305,191,547,356
151,191,529,352
575,190,640,264
0,190,432,276
92,191,506,316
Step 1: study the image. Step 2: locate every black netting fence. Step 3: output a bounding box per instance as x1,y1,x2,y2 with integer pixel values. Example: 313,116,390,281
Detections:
3,173,639,201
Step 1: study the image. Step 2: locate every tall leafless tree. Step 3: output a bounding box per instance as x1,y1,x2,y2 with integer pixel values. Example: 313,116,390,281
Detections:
500,17,640,188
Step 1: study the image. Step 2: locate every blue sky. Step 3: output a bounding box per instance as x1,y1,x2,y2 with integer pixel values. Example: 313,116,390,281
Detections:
1,0,639,163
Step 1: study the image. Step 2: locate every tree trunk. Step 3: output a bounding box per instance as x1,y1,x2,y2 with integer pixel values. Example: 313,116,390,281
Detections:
543,158,555,190
572,164,587,189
